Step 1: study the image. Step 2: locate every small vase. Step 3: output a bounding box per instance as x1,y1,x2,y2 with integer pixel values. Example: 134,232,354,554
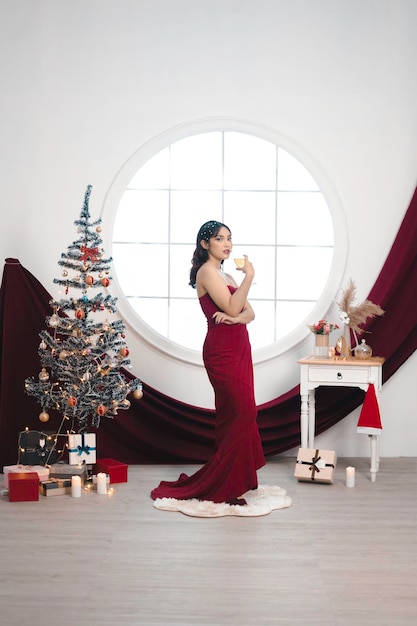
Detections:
343,324,352,356
314,333,329,357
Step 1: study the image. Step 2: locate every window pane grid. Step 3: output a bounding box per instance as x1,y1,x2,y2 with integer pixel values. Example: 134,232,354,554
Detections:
113,130,334,352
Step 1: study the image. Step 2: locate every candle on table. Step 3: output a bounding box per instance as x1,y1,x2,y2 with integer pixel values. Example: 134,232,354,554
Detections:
346,466,355,488
71,475,81,498
97,472,107,495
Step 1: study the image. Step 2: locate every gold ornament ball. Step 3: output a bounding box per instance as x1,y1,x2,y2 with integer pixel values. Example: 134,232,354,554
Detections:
38,368,49,382
96,225,102,233
132,389,143,400
39,411,50,423
85,275,94,286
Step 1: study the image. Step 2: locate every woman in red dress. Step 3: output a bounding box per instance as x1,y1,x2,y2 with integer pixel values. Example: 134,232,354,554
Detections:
151,221,265,505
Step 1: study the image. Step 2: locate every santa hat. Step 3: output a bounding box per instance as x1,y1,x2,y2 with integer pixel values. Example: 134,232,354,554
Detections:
357,383,382,435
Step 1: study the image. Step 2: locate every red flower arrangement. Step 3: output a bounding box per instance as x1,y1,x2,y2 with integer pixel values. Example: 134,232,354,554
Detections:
308,319,339,335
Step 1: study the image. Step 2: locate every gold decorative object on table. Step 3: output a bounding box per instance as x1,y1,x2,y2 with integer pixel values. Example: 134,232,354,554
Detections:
336,278,384,357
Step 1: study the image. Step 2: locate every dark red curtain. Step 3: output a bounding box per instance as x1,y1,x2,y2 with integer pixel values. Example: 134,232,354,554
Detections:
1,187,416,467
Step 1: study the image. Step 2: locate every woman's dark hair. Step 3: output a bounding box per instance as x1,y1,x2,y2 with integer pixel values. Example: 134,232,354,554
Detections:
189,220,230,288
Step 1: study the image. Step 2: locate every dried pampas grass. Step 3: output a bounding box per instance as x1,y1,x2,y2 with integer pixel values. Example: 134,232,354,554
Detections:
337,278,384,335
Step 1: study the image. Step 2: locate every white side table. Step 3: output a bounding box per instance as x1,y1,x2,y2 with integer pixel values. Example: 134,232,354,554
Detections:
298,355,385,482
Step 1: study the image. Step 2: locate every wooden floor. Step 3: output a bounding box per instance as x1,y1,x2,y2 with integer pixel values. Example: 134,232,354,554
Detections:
1,456,417,626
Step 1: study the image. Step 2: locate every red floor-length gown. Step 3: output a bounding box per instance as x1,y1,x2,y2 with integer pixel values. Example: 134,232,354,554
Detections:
151,286,265,503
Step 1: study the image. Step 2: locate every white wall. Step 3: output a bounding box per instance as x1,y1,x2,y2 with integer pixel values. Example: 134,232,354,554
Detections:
1,0,416,456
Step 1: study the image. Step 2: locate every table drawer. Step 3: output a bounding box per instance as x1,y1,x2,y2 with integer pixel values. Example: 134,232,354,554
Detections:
309,366,371,384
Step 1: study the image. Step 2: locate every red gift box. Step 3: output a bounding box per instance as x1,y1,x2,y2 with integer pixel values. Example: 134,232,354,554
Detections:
95,458,128,484
8,472,39,502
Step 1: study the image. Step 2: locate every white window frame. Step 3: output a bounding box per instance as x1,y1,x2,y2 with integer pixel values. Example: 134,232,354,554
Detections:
101,117,347,366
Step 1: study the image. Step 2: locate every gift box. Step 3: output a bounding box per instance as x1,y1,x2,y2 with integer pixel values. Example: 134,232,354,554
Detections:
49,463,88,484
40,478,72,497
68,433,96,465
294,448,337,484
95,458,128,484
3,464,49,488
8,472,39,502
18,430,58,466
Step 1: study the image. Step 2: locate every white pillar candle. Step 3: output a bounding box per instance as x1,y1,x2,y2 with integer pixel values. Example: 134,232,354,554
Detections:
97,472,107,495
346,466,355,488
71,475,82,498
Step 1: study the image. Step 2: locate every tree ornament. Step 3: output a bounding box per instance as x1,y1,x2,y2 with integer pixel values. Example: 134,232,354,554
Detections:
85,275,94,286
82,371,92,381
39,340,47,350
96,225,102,233
38,368,49,382
62,269,68,277
96,404,106,416
80,245,100,263
120,399,131,409
120,347,129,357
75,308,85,320
67,396,77,407
101,277,110,287
49,313,60,327
59,350,69,360
39,411,50,423
132,388,143,400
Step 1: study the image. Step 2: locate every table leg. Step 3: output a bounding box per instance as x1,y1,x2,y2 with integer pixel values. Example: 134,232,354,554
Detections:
369,435,379,482
308,389,315,449
300,393,308,448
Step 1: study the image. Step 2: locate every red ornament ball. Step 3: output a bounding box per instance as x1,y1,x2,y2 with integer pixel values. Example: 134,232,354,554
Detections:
39,411,50,423
85,275,94,286
96,404,106,416
120,347,129,357
101,277,110,287
67,396,77,407
75,308,85,320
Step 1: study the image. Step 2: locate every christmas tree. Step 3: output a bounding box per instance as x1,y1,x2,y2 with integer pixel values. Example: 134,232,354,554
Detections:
25,185,142,435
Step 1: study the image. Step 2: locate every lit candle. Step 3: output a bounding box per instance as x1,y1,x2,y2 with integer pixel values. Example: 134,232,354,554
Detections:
71,475,82,498
346,466,355,488
97,472,107,495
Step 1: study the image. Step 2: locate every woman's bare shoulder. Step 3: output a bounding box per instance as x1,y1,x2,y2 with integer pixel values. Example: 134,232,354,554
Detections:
223,272,238,287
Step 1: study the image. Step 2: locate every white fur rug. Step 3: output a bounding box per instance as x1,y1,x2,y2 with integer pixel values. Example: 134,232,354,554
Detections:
153,485,291,517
